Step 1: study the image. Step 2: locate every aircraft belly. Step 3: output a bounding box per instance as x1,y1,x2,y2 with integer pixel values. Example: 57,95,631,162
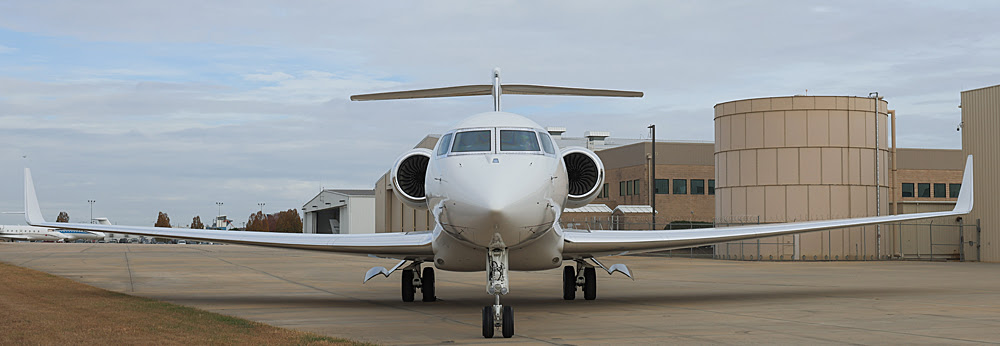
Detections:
432,225,563,272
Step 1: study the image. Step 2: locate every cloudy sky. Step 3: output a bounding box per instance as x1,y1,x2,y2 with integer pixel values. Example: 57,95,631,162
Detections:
1,1,998,227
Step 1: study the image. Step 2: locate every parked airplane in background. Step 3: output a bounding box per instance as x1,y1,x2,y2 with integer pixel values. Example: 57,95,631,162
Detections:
23,68,974,339
0,224,67,241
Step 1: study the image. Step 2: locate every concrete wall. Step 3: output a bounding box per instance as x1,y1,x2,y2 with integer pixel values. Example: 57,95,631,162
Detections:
962,84,1000,262
714,96,890,260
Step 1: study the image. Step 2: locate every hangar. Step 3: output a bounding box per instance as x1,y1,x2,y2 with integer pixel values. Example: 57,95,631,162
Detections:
302,189,375,234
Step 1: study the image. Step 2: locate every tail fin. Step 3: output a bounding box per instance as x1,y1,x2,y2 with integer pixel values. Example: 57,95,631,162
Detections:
24,168,46,225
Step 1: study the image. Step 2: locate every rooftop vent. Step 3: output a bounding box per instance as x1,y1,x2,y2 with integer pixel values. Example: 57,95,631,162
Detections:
546,126,567,139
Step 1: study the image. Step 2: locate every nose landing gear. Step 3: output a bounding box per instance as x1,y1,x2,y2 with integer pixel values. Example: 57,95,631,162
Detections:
483,234,514,338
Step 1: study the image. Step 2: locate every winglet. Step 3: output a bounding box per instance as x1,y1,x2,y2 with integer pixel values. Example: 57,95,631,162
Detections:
23,168,46,225
953,155,974,214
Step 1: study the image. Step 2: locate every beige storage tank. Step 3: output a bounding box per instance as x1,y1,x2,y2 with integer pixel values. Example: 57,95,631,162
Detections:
714,96,889,260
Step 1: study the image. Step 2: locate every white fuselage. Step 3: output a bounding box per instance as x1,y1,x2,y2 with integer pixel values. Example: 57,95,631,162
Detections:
422,112,573,272
0,225,68,241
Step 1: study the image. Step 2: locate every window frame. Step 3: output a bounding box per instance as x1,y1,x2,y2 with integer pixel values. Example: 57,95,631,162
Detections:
708,179,716,195
691,179,705,195
626,180,633,196
450,128,494,154
633,179,640,196
654,179,669,194
917,183,931,198
619,181,626,196
436,132,454,157
498,129,542,152
673,179,687,194
902,183,914,198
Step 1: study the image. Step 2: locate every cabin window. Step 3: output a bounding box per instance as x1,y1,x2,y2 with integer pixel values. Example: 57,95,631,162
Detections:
500,130,540,151
452,130,492,152
538,132,556,154
436,133,453,156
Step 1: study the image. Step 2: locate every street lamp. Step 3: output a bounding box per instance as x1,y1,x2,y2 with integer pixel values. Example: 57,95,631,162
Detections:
87,200,96,224
648,124,656,229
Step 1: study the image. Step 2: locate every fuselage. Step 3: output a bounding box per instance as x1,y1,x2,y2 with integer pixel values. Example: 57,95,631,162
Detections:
0,225,68,241
423,112,573,271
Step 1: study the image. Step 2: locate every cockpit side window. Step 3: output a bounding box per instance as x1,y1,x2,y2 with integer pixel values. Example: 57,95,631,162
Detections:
436,133,453,156
538,132,555,154
500,130,540,151
452,130,491,152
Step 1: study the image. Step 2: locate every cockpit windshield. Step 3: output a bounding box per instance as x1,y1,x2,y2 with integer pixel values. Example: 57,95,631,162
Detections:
452,130,491,152
538,132,555,154
500,130,540,151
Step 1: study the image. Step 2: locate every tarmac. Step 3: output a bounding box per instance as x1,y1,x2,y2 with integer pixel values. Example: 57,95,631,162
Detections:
2,242,999,345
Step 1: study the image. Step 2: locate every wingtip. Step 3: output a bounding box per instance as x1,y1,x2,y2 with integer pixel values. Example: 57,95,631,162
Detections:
23,168,46,225
953,155,974,213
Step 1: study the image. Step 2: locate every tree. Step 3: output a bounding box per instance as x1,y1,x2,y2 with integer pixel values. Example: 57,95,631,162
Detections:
155,212,171,228
274,209,303,233
246,211,267,231
56,211,69,223
191,216,204,229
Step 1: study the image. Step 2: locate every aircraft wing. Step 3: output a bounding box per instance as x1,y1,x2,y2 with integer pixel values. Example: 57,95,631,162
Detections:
563,156,974,258
23,169,434,260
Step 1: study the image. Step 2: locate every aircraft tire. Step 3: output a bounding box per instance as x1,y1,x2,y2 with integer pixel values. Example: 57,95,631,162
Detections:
502,305,514,338
422,267,436,302
562,265,576,300
583,267,597,300
482,306,495,338
402,270,415,302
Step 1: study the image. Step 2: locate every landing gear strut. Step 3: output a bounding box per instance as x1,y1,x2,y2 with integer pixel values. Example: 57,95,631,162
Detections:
400,262,436,302
483,234,514,338
562,260,597,300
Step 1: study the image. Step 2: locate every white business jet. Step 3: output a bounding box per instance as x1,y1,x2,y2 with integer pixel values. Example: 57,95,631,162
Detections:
0,224,68,241
23,68,973,338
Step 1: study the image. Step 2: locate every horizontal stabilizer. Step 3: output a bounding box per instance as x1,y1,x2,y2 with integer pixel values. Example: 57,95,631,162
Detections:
503,85,642,98
351,85,492,101
350,84,642,101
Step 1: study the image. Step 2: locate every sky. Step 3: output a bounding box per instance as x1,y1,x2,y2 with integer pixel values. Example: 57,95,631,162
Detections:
1,1,998,227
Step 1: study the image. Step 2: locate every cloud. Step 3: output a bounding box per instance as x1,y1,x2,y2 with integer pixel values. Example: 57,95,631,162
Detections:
0,44,15,53
244,71,293,82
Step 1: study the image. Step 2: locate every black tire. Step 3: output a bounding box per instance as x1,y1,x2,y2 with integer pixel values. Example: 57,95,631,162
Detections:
562,266,576,300
583,267,597,300
401,270,414,302
501,305,514,338
482,306,495,338
422,267,436,302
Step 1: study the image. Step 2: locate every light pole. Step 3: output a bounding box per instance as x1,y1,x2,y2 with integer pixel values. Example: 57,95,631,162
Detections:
258,202,265,213
87,200,96,224
648,124,656,229
216,202,223,217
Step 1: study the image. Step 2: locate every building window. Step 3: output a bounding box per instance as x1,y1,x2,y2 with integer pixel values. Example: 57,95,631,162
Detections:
619,181,626,196
654,179,669,194
933,183,946,198
691,179,705,195
918,183,931,198
626,180,633,196
708,179,715,195
902,183,914,197
633,179,640,196
950,183,961,198
602,183,609,198
673,179,687,194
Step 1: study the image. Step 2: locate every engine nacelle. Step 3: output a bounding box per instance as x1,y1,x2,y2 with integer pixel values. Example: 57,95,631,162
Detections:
561,147,605,209
391,149,432,209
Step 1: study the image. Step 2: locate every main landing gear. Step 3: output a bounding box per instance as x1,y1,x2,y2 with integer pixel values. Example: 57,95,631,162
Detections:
482,234,514,338
400,263,436,302
563,258,635,301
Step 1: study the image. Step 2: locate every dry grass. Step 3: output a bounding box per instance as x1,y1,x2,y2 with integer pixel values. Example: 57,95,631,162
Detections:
0,262,370,345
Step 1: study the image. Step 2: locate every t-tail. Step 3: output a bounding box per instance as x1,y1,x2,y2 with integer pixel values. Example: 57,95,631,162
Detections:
350,67,643,111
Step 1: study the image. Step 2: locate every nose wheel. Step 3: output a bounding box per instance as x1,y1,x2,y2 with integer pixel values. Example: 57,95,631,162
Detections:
483,234,514,338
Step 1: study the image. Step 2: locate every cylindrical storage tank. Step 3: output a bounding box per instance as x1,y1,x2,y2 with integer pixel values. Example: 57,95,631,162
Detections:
714,96,889,261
